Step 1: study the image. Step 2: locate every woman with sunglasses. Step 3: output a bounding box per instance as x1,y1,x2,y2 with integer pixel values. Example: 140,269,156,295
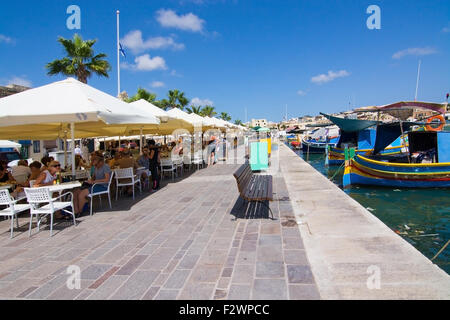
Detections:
34,160,61,187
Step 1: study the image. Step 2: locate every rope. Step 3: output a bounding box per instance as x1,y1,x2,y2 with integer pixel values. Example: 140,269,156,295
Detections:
431,239,450,261
329,161,345,181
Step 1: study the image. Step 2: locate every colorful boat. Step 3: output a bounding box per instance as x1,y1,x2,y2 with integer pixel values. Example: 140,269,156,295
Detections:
301,127,339,154
327,134,405,166
343,101,450,188
321,113,407,166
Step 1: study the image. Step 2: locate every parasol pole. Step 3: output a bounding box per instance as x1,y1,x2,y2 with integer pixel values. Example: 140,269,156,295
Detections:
70,122,76,178
140,127,143,154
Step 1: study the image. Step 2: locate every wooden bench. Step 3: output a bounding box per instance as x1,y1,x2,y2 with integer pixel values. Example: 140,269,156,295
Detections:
233,163,274,219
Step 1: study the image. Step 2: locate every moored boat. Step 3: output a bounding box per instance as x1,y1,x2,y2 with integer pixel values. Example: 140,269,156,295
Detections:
321,113,407,166
301,127,339,154
343,101,449,188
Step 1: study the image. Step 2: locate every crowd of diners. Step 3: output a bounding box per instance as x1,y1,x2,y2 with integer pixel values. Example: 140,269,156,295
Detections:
0,134,236,220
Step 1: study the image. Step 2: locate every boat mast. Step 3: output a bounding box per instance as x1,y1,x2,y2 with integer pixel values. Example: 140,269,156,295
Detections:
414,59,421,101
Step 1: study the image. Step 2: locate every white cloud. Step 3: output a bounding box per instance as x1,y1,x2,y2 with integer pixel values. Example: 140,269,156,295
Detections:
5,76,32,87
190,97,214,106
0,34,13,44
297,90,307,96
122,54,167,71
392,47,437,59
151,81,165,88
311,70,350,85
121,30,184,54
156,9,205,32
442,27,450,33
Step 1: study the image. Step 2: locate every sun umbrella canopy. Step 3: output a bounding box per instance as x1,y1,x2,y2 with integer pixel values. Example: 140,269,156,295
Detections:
0,78,160,139
166,108,213,131
0,140,21,149
130,100,194,135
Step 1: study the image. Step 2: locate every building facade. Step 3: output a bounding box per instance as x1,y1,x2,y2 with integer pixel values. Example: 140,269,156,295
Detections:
251,119,268,128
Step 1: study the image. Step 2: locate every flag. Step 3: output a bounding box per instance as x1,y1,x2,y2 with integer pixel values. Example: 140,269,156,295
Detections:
119,43,126,58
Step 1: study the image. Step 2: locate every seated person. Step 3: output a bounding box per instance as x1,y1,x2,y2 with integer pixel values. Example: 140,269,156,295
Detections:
117,148,138,170
173,138,184,156
0,164,13,183
74,155,89,170
107,151,121,168
33,161,61,187
117,148,139,196
11,160,31,184
28,161,42,182
72,156,111,216
40,156,53,172
137,146,151,187
160,145,170,158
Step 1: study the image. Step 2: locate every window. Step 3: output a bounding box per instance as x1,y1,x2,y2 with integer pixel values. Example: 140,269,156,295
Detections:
32,141,40,154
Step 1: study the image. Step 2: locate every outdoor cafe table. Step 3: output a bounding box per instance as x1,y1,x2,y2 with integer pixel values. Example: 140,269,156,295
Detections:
0,184,13,191
47,181,82,195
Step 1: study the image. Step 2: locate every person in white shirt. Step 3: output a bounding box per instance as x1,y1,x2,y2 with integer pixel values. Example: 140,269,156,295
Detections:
11,160,31,184
74,145,82,156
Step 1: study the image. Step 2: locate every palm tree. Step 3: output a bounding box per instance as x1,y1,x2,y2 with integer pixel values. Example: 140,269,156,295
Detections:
126,88,157,103
46,34,111,84
234,119,243,125
219,112,232,121
201,105,217,117
162,89,189,110
186,105,202,115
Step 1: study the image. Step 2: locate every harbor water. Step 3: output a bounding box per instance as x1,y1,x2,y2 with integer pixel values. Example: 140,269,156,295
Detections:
291,148,450,275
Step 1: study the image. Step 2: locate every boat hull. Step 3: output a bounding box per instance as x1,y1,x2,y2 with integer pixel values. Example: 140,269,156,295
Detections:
302,142,337,154
343,155,450,188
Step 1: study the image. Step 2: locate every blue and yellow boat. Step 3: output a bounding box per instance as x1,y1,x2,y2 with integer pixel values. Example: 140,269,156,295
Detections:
343,101,450,188
321,113,406,166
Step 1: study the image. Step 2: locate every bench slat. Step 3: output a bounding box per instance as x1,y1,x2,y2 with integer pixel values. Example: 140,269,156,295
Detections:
234,163,273,203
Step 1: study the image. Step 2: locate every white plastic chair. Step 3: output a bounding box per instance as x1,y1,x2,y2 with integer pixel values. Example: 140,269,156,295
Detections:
136,168,151,190
114,168,141,200
160,159,176,181
192,153,204,170
172,156,184,177
87,171,114,216
0,189,30,238
24,187,75,237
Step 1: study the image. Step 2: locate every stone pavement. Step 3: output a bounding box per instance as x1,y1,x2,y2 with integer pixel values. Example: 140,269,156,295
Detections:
279,143,450,299
0,149,319,300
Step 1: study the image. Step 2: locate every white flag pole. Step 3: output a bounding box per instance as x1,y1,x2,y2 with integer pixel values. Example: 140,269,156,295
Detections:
116,10,121,97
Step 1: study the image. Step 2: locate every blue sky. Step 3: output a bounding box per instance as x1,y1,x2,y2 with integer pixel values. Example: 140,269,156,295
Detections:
0,0,449,122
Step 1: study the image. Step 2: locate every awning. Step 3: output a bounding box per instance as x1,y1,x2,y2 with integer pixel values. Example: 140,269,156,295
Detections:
373,122,417,154
321,113,379,133
354,101,447,121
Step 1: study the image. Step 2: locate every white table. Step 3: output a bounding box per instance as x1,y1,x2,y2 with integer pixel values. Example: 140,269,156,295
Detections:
0,184,13,191
47,181,82,193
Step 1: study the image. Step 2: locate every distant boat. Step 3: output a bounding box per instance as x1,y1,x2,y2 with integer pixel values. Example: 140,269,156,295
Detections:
301,127,339,154
343,101,450,188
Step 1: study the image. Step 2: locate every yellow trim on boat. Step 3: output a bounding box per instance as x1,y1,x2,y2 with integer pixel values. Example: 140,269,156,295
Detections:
353,159,450,175
356,155,450,168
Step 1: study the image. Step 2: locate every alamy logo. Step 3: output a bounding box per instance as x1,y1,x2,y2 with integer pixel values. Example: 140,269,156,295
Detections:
66,5,81,30
366,5,381,30
366,265,381,289
66,265,81,290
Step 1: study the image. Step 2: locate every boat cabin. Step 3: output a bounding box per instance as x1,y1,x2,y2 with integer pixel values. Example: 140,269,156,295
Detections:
337,128,376,149
409,131,450,164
